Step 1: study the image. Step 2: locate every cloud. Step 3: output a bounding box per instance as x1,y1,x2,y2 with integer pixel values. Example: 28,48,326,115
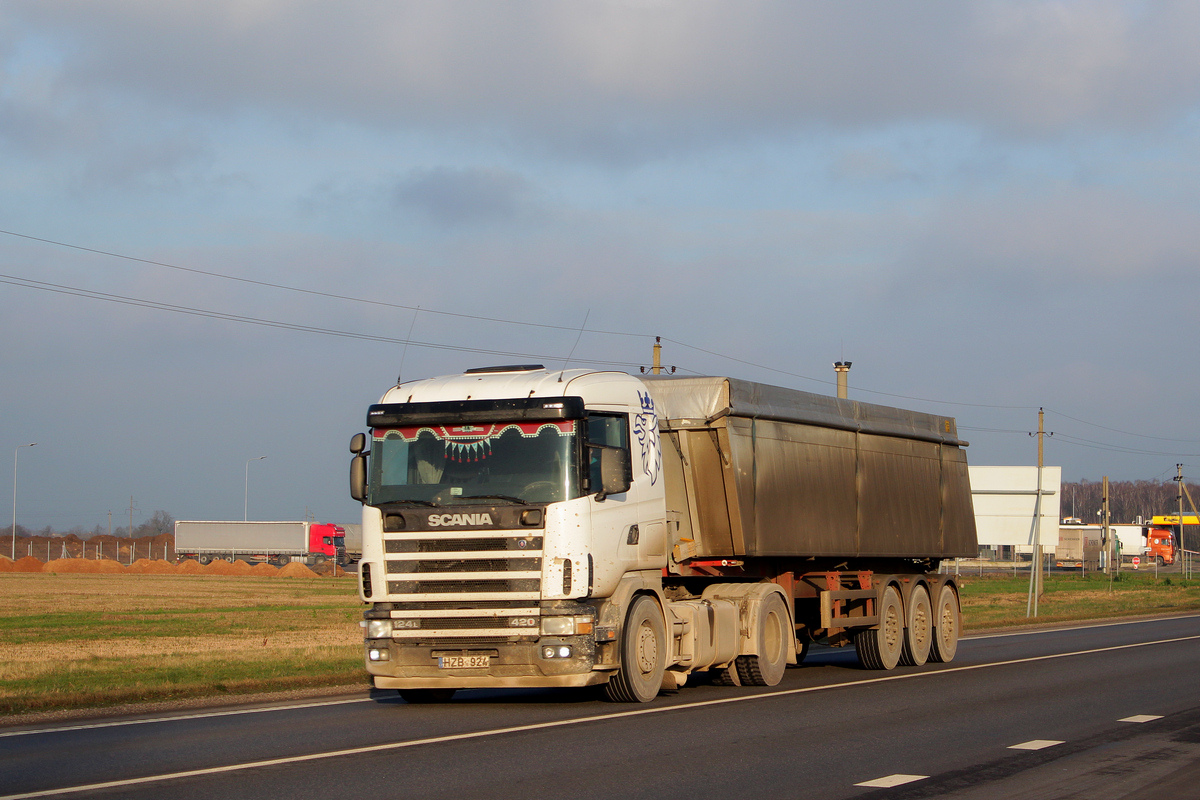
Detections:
391,166,533,226
5,1,1200,162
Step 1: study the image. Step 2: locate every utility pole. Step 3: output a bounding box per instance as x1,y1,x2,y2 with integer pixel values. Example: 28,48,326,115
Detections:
639,337,675,376
126,496,138,565
1104,476,1113,590
1027,409,1048,617
1177,464,1186,578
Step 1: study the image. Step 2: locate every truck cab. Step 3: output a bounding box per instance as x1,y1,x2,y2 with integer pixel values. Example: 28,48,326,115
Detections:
1146,526,1177,566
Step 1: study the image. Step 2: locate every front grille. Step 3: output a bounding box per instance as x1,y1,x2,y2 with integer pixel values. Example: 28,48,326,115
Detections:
386,537,542,553
386,558,539,574
387,578,540,595
382,529,542,602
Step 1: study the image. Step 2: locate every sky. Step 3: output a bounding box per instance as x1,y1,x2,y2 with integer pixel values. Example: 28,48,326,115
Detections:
2,1,1199,533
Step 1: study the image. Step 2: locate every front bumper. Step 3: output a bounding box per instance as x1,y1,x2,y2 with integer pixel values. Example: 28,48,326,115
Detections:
365,635,604,689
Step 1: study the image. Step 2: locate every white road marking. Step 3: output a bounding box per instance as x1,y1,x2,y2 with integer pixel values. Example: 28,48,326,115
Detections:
0,697,373,739
854,774,927,788
1119,714,1163,723
1008,739,1064,750
965,612,1200,641
4,632,1200,800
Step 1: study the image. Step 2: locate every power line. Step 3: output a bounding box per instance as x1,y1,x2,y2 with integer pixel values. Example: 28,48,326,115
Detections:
0,228,648,340
0,227,1192,438
0,273,645,368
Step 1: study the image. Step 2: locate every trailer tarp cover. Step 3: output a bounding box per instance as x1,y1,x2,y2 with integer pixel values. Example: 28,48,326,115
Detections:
641,376,977,560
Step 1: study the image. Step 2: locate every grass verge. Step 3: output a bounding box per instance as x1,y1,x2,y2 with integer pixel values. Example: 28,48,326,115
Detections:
3,571,1199,717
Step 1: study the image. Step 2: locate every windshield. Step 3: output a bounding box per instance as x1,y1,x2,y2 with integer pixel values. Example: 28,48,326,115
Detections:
369,420,580,506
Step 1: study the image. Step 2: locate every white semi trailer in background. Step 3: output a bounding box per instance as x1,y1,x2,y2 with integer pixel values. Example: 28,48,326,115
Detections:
174,520,345,566
349,366,977,703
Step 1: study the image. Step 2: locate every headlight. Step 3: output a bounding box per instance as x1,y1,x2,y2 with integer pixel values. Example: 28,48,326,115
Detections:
366,619,393,639
539,615,594,636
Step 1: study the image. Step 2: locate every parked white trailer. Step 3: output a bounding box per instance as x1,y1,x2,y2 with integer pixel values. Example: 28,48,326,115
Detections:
349,367,978,702
174,520,345,565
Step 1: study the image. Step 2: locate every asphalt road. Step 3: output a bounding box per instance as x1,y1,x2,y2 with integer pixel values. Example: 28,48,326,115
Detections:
4,614,1200,800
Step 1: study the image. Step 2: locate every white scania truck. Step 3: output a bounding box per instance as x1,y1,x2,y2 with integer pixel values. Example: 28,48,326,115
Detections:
349,365,977,703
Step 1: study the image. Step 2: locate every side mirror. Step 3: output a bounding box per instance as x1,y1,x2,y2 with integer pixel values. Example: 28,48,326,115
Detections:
349,432,366,454
595,447,631,502
350,453,368,502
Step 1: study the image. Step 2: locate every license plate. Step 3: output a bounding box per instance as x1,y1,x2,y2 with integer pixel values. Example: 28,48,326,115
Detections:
438,655,490,669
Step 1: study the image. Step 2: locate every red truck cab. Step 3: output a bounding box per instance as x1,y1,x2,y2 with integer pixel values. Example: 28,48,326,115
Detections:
309,523,346,562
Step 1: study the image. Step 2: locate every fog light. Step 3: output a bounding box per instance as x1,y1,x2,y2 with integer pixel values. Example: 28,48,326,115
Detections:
368,648,390,662
541,646,556,659
557,645,572,658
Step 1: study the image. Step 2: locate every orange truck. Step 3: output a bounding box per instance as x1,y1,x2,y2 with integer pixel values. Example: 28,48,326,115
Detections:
1143,515,1195,566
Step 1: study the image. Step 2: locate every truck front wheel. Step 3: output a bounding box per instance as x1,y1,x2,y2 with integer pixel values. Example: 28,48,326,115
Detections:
854,585,903,670
604,595,666,703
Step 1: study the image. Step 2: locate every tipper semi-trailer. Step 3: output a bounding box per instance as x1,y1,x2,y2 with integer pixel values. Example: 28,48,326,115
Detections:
174,520,345,566
349,366,977,703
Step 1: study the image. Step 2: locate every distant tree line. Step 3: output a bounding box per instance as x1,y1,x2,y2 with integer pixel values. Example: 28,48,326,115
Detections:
2,510,175,540
1058,480,1200,525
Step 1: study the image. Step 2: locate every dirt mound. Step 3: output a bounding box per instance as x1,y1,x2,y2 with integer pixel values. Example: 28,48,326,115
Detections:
208,558,253,575
41,558,128,573
128,558,178,575
249,562,279,576
175,558,207,574
10,556,46,573
277,561,319,578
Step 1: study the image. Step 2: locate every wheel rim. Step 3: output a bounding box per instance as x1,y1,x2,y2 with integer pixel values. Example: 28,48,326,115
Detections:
636,622,658,674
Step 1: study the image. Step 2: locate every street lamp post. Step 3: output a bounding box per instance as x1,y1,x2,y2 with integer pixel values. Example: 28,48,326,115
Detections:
12,443,36,560
245,456,267,521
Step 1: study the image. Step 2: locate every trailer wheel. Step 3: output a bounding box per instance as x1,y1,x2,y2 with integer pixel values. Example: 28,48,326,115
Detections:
899,584,932,667
928,584,960,663
854,585,903,670
736,593,789,686
198,555,211,565
399,689,456,704
604,595,666,703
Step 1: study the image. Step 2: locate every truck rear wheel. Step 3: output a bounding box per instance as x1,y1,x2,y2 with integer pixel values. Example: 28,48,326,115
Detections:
854,585,903,670
928,584,960,663
736,593,789,686
604,595,666,703
899,584,932,667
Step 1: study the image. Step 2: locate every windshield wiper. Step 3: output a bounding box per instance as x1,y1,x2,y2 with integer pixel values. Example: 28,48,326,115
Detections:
458,494,526,505
393,499,436,507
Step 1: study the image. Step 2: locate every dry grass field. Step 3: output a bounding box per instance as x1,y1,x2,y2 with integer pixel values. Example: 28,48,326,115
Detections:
2,570,1199,718
0,572,364,716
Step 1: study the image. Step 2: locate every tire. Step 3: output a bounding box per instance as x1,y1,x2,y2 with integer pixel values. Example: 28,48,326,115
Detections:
399,689,456,704
604,595,666,703
899,584,932,667
710,665,741,686
928,584,961,663
735,593,790,686
198,555,211,565
793,638,810,666
854,585,903,670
